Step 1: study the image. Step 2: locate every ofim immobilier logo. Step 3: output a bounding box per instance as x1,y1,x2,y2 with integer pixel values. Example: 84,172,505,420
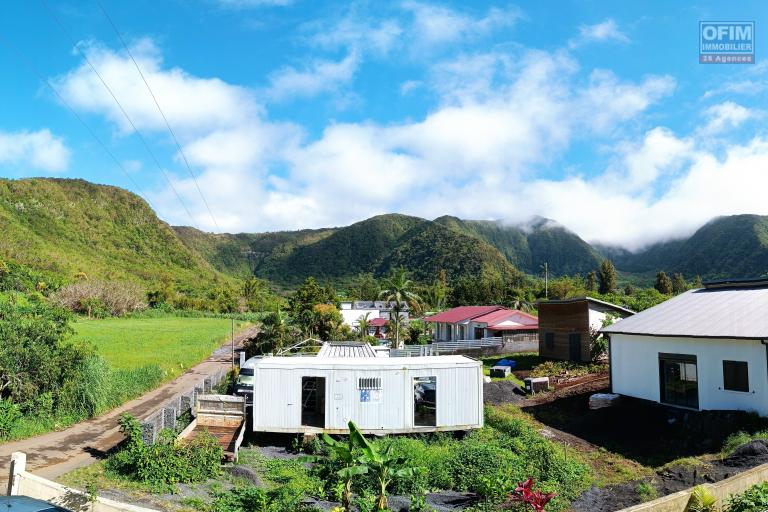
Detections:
700,21,755,64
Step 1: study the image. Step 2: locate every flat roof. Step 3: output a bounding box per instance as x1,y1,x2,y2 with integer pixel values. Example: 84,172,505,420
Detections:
538,296,635,316
602,285,768,339
252,355,479,369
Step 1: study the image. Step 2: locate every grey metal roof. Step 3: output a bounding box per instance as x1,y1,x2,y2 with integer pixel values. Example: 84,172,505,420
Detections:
602,286,768,339
317,342,377,358
538,296,635,316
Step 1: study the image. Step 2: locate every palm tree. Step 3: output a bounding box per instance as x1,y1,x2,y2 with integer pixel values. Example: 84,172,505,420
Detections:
379,268,421,349
356,312,372,339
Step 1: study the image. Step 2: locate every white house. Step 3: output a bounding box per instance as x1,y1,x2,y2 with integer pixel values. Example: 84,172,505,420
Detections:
339,301,409,329
249,342,484,434
603,278,768,416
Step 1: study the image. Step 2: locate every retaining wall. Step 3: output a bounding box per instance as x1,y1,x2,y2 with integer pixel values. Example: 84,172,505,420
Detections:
6,452,158,511
140,368,228,444
617,462,768,512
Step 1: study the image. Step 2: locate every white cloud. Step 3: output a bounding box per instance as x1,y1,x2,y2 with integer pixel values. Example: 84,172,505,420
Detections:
402,2,521,49
56,38,752,253
578,70,676,132
604,127,693,192
520,136,768,251
698,101,757,135
53,39,260,137
310,16,403,56
264,52,360,102
570,19,629,48
0,129,71,172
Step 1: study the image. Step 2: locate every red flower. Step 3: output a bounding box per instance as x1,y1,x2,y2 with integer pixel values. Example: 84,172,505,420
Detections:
506,478,556,511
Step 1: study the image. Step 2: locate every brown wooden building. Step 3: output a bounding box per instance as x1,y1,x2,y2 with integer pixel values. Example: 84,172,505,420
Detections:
538,297,634,362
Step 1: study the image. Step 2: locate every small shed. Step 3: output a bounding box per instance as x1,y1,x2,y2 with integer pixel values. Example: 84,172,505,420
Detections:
249,343,483,434
538,297,634,362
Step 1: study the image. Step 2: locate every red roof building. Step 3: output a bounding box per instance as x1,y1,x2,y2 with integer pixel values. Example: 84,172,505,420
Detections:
424,306,538,342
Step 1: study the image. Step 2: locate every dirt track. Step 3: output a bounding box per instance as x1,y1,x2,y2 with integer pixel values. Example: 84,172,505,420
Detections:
0,325,256,488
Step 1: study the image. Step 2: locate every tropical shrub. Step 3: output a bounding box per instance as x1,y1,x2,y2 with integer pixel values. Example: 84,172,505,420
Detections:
0,399,21,440
108,414,222,491
726,481,768,512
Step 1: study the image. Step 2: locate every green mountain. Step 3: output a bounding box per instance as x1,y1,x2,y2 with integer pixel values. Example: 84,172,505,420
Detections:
600,215,768,279
0,178,228,292
177,214,519,285
174,226,334,279
434,215,603,276
377,221,519,282
8,178,768,290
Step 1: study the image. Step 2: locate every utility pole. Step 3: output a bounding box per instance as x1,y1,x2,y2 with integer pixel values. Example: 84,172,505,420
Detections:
231,318,235,374
542,262,549,299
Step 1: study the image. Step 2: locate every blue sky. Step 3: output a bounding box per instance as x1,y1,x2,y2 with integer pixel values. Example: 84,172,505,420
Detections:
1,1,767,249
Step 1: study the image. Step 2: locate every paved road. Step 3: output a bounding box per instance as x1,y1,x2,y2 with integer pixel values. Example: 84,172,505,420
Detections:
0,325,257,488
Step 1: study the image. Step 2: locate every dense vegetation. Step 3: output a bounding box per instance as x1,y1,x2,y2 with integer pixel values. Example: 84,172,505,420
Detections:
435,215,603,276
607,214,768,279
66,406,591,512
108,414,223,492
0,257,248,442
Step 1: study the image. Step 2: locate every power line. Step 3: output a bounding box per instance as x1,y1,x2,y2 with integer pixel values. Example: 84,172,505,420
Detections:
40,0,200,229
95,0,222,233
0,31,156,212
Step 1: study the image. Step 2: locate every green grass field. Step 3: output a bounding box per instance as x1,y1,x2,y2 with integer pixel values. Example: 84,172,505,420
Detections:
72,317,249,380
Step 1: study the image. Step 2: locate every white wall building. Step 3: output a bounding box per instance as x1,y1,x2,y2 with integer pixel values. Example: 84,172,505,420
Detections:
339,301,409,329
249,343,484,434
603,278,768,416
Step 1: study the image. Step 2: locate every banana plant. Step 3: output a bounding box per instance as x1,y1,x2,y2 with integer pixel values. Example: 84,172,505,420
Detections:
350,422,422,511
300,424,368,512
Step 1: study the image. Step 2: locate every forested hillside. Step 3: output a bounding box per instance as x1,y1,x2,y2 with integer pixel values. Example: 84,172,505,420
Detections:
602,215,768,279
435,215,603,276
0,178,228,292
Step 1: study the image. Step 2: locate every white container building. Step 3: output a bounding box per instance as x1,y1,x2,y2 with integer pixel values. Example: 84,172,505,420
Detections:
249,343,484,434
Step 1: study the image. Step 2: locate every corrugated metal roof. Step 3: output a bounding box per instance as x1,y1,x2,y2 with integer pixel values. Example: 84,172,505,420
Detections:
424,305,503,323
473,309,538,325
369,318,388,327
602,286,768,339
317,342,377,358
253,354,478,368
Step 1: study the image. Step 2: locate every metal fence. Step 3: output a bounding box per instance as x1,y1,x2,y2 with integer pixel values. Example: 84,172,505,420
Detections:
391,337,503,357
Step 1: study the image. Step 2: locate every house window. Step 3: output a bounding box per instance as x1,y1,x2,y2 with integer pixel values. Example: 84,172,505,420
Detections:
544,332,555,350
723,361,749,392
658,353,698,409
358,377,382,390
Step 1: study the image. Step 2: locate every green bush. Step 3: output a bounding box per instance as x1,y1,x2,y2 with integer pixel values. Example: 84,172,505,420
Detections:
447,432,512,492
726,482,768,512
107,414,223,491
0,399,21,440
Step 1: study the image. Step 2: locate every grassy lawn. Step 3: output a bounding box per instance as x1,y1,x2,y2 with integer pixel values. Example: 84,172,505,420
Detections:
72,316,249,380
480,352,542,386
